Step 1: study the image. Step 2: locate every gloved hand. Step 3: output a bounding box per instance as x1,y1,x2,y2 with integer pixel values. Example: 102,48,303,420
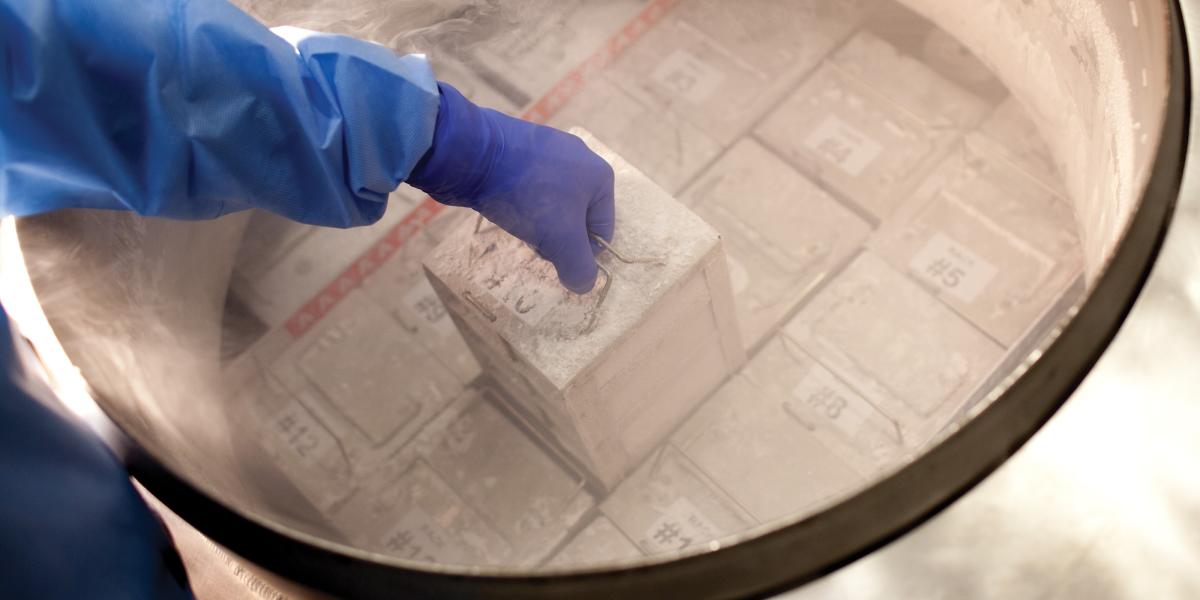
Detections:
407,82,615,294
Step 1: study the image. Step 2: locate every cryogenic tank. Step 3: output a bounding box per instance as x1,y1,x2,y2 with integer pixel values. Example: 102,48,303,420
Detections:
2,0,1198,597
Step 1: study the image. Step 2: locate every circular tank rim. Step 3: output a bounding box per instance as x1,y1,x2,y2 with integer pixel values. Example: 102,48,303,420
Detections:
64,2,1193,597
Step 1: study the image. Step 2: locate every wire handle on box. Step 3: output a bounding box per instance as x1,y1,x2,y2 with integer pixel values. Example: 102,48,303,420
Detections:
469,214,667,329
462,291,497,323
589,233,666,265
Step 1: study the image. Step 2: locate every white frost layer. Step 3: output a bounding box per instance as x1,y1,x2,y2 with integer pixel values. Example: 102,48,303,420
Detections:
424,129,719,388
896,0,1170,281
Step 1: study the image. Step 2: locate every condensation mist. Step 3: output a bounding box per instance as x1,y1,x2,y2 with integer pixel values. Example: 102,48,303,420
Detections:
10,0,1170,576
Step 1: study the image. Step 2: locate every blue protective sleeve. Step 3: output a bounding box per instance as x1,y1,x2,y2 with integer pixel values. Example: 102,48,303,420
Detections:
0,309,193,599
0,0,439,227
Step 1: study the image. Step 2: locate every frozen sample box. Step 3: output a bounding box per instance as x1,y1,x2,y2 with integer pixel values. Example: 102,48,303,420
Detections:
332,459,513,565
734,335,908,477
372,385,596,566
468,0,645,101
423,129,746,488
858,2,1007,102
550,77,721,194
231,199,434,327
756,32,989,220
600,445,755,556
360,229,481,384
545,516,644,568
784,253,1004,449
682,139,871,350
238,371,356,514
868,142,1084,347
975,97,1065,192
674,0,870,80
269,291,463,472
609,0,867,145
671,342,869,523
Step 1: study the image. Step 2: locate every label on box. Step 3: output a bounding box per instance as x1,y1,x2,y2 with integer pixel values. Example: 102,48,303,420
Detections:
381,507,468,564
803,116,883,177
266,400,351,511
642,498,722,553
470,238,602,330
471,242,564,327
787,367,870,439
402,277,457,337
652,49,726,104
269,401,337,469
909,232,998,303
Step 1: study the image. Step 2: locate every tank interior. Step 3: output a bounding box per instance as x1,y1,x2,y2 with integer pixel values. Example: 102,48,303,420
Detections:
4,0,1172,576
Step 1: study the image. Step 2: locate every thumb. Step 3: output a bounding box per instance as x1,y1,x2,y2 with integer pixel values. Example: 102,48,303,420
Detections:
540,226,600,294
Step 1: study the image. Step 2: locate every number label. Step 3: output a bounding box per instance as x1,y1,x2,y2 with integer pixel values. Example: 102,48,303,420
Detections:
803,116,884,176
909,232,998,303
402,277,456,336
652,50,726,104
642,498,721,554
789,367,869,439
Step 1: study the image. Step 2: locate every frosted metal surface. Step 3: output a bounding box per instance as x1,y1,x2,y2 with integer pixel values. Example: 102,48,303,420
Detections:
1,0,1171,581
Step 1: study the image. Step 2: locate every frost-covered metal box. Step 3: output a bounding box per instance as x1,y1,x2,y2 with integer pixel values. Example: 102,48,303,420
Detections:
423,129,745,488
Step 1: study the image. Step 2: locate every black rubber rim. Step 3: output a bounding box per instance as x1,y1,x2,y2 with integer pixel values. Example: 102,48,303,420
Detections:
122,4,1191,598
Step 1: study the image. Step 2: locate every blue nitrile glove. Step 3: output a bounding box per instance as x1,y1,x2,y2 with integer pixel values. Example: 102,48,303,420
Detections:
408,83,616,294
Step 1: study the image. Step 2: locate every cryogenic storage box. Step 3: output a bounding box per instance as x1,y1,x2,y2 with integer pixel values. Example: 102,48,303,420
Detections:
671,349,867,523
609,0,866,145
756,31,989,221
358,386,596,566
423,130,745,489
230,201,418,327
682,139,871,350
238,371,356,514
468,0,645,102
545,516,644,568
600,445,755,556
268,291,464,471
727,335,910,478
868,141,1084,347
550,77,722,194
673,0,870,80
783,253,1004,449
359,228,481,384
332,459,514,565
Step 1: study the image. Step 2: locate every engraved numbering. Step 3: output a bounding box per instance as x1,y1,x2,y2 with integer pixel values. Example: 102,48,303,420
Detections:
643,498,721,553
806,386,848,420
412,294,447,324
803,116,884,177
274,410,320,459
383,527,440,563
651,521,694,551
651,50,726,104
815,134,856,168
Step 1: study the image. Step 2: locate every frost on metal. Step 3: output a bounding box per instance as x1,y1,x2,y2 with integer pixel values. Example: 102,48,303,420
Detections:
682,139,871,350
330,385,596,566
784,253,1004,449
423,128,746,488
600,445,754,556
757,31,989,221
868,139,1084,347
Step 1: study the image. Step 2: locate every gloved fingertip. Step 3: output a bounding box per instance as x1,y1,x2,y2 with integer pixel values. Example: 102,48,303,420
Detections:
559,259,599,294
